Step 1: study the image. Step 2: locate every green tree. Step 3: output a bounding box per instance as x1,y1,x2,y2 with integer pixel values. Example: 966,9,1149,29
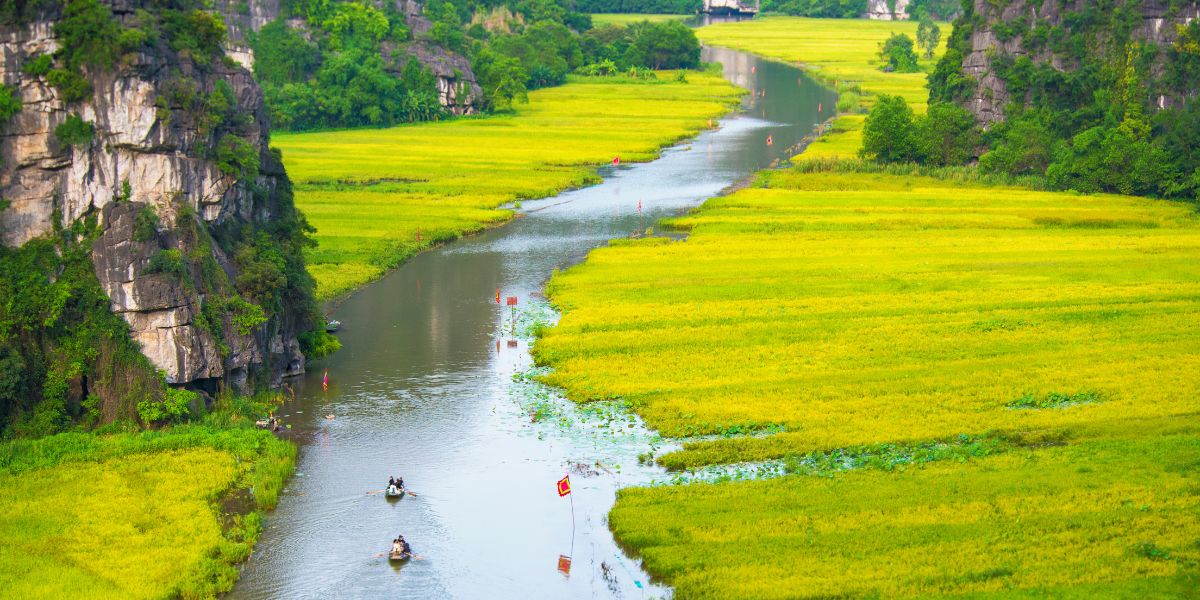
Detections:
473,48,528,111
860,94,919,163
916,13,941,60
623,21,700,70
915,102,978,166
877,33,920,73
253,19,322,86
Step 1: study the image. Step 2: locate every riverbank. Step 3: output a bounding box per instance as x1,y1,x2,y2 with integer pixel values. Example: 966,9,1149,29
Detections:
534,17,1200,598
0,401,296,599
274,70,744,301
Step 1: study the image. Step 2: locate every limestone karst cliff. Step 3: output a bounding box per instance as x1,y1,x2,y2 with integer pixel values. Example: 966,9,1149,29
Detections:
0,0,323,429
934,0,1200,126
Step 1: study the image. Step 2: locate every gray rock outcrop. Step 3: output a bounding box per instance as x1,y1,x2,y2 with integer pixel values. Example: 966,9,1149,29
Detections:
956,0,1200,126
1,1,310,391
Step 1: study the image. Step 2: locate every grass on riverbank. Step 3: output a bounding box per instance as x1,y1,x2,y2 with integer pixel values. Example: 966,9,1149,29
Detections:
275,71,743,300
0,406,296,599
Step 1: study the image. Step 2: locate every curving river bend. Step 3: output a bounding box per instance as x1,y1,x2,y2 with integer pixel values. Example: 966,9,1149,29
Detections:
229,46,834,599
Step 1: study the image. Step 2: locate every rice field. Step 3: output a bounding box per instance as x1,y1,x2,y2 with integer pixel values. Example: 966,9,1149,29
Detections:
0,427,296,599
535,165,1200,595
274,72,743,300
611,417,1200,599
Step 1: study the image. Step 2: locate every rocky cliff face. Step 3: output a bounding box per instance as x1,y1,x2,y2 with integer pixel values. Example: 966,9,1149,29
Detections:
865,0,910,20
0,1,313,393
954,0,1200,125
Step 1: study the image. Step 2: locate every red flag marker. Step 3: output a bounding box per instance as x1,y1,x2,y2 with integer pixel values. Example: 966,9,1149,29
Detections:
612,156,620,166
557,555,572,577
495,288,501,304
557,475,571,497
637,199,642,213
766,134,773,146
416,227,421,242
506,296,518,306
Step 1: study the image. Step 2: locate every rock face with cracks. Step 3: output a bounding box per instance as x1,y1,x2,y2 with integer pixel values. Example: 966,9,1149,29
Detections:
955,0,1200,126
0,1,313,392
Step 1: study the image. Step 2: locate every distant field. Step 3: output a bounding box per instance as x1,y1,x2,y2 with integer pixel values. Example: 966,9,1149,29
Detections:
696,16,948,160
590,13,691,26
0,428,295,599
275,71,743,300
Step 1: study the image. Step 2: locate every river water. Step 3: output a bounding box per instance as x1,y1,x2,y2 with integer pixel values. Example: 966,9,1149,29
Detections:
230,46,834,599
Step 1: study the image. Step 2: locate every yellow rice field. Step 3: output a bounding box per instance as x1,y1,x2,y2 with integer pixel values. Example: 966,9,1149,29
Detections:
611,417,1200,599
274,72,743,300
537,171,1200,466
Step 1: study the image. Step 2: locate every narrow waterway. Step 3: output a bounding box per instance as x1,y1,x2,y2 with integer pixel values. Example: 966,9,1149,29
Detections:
230,47,834,599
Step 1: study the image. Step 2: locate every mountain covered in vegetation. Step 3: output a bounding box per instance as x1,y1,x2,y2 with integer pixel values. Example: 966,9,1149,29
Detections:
0,0,333,436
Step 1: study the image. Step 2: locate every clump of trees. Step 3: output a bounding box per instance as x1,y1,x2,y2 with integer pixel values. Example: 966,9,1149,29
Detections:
860,95,979,166
916,0,1200,200
252,0,704,129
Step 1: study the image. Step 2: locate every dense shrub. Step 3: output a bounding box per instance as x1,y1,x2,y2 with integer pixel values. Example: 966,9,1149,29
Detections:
877,33,920,73
53,113,94,147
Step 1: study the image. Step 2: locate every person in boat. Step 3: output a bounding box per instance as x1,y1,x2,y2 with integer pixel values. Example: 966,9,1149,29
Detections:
391,537,403,555
388,476,396,489
401,539,412,555
395,476,404,490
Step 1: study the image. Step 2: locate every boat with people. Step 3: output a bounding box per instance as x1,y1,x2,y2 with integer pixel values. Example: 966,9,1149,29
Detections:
385,475,405,499
389,535,412,562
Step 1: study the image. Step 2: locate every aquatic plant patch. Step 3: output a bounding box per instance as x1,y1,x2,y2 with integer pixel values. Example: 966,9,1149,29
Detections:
274,71,743,300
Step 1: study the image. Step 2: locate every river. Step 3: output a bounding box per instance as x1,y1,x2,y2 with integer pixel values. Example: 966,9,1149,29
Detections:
229,46,834,599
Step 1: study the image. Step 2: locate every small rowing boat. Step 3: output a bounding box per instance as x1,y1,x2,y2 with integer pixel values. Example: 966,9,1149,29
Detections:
385,486,405,499
389,550,411,562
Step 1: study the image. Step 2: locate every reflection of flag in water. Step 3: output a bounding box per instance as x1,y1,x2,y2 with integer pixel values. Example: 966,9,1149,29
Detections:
557,475,571,497
322,368,328,389
557,555,572,577
766,135,773,146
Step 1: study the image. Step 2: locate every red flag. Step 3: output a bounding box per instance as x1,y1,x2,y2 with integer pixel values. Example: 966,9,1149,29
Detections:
612,156,620,166
416,227,422,242
557,475,571,497
766,135,773,146
495,288,501,304
506,296,518,306
557,555,572,576
636,199,642,213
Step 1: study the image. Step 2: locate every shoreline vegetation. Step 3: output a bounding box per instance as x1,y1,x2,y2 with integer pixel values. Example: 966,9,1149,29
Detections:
532,16,1200,598
0,394,296,599
275,68,744,302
